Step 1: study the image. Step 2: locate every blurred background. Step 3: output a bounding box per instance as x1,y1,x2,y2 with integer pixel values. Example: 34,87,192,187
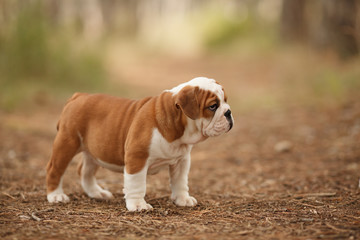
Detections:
0,0,359,112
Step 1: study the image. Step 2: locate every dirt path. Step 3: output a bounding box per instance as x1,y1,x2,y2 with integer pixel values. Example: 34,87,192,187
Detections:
1,55,360,239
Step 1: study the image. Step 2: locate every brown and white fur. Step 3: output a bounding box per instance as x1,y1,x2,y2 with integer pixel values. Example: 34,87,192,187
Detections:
46,77,234,211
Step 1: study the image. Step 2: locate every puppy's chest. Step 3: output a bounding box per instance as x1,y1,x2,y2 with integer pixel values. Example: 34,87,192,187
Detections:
147,128,192,174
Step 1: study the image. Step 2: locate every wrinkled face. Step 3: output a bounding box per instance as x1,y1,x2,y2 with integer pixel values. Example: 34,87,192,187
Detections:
171,77,234,137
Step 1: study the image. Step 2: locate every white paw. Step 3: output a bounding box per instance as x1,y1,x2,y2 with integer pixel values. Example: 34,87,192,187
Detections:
87,187,114,200
47,192,70,203
126,198,153,212
172,194,197,207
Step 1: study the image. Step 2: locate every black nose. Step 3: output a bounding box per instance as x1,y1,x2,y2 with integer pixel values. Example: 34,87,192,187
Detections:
224,109,231,118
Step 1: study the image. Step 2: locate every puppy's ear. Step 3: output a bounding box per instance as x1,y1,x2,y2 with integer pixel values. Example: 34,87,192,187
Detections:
175,86,200,120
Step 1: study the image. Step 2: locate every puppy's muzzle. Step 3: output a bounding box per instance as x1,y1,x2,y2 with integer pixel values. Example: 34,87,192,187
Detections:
224,109,233,131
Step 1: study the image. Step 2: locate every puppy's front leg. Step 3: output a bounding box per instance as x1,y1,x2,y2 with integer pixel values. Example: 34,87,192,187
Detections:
123,165,153,211
169,153,197,207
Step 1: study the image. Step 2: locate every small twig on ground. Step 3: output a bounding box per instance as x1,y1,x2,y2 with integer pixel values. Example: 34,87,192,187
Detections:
31,212,41,221
238,229,254,235
20,192,26,200
294,192,336,199
299,203,323,208
19,215,31,220
2,192,16,199
325,222,350,232
119,220,147,235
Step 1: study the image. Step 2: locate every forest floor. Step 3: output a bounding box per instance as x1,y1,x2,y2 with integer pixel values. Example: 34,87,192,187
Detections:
1,53,360,239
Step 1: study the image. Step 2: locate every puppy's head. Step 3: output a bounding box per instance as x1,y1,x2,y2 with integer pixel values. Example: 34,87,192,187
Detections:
172,77,233,137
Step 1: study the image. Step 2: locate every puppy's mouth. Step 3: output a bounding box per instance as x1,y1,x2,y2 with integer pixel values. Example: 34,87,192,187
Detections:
203,121,232,137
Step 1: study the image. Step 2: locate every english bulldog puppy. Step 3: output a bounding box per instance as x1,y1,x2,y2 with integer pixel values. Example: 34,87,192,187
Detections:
46,77,234,211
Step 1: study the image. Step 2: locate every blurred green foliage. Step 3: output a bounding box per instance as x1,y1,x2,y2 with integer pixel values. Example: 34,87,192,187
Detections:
311,67,360,104
202,12,251,49
199,7,277,53
280,61,360,108
0,1,105,111
311,71,344,100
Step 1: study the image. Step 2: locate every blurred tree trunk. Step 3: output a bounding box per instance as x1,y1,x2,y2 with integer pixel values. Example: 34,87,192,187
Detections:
322,0,359,58
280,0,307,42
281,0,359,58
100,0,139,34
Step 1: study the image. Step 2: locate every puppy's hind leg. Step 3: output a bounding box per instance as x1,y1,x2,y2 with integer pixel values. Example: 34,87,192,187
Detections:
46,132,80,203
80,152,113,200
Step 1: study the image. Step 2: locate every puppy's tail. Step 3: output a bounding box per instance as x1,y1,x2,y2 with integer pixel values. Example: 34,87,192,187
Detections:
56,92,85,131
67,92,84,103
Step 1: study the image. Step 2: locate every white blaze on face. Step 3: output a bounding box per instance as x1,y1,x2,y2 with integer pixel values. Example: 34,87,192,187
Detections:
168,77,233,138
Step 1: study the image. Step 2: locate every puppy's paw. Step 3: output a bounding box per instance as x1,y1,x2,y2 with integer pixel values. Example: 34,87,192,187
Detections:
126,198,153,212
47,192,70,203
172,194,197,207
87,188,114,200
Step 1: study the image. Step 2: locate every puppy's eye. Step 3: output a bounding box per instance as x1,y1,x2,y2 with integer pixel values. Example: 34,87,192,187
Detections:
208,104,218,112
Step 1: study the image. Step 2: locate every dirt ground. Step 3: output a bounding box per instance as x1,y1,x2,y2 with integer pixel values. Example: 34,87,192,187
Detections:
1,55,360,239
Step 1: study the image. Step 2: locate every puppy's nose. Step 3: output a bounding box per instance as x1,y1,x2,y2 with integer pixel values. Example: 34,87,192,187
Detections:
224,109,232,118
